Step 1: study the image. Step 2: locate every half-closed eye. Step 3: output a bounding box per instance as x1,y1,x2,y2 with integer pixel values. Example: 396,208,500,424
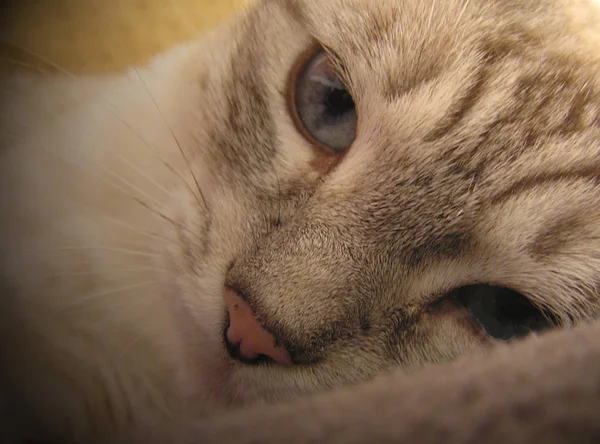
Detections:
441,284,557,341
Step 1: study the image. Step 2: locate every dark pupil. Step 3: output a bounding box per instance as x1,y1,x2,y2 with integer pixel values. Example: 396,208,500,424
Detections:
449,284,555,341
325,87,354,117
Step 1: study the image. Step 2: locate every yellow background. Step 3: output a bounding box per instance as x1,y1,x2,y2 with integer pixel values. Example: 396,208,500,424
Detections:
1,0,244,74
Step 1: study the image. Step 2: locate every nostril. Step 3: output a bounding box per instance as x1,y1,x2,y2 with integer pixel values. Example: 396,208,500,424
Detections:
223,325,277,365
223,287,292,366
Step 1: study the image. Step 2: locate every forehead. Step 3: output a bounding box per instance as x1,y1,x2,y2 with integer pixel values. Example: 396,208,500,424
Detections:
280,0,488,91
286,0,479,44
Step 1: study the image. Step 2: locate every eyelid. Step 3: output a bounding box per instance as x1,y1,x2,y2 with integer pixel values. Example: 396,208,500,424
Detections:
321,47,352,96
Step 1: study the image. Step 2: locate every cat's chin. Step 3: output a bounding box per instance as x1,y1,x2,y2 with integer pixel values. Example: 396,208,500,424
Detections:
159,278,238,401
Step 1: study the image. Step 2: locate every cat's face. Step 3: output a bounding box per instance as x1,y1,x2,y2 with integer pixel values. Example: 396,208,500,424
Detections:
2,0,600,440
164,0,600,406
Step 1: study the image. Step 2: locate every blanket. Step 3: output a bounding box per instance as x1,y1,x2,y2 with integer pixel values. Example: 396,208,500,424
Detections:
116,320,600,443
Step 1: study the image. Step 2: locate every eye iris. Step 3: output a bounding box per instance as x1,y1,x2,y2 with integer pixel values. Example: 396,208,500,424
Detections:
292,50,357,153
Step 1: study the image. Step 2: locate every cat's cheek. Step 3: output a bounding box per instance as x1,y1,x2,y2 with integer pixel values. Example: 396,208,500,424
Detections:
155,250,237,411
155,184,282,397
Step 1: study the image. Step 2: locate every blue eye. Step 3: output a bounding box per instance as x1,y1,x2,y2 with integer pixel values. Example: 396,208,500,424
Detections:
292,50,357,154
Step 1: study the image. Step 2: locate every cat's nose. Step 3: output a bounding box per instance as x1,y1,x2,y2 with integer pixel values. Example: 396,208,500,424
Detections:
223,287,292,366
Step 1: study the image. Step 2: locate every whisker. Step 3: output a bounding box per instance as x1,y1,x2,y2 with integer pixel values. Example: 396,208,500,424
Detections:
85,156,166,209
1,80,191,207
2,42,205,243
37,142,168,215
113,152,172,198
31,138,195,235
95,214,178,245
1,84,165,209
0,57,48,74
48,268,157,278
133,68,210,212
46,197,182,248
59,280,161,311
0,39,77,78
1,44,204,207
106,113,205,207
129,195,199,238
25,246,160,259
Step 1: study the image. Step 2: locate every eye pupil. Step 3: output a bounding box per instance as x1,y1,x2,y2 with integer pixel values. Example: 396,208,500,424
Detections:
490,292,538,326
446,284,555,341
325,88,355,117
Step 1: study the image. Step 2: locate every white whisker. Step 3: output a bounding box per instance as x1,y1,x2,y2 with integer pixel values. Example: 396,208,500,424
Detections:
85,156,165,209
25,246,160,258
0,57,47,74
0,38,78,78
33,142,188,232
133,68,210,212
96,214,178,245
105,112,205,206
59,280,161,311
1,45,204,207
114,154,172,198
48,268,157,278
38,141,165,209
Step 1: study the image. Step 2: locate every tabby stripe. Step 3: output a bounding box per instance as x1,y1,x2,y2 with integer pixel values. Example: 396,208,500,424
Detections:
490,166,600,207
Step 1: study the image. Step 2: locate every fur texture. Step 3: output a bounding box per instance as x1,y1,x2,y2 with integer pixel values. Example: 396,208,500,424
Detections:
1,0,599,441
108,319,600,444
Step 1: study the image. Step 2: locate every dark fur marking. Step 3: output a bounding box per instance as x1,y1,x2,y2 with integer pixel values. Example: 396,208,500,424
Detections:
560,84,596,135
425,62,492,142
490,167,600,207
208,13,278,181
530,212,584,259
279,0,307,27
386,308,421,359
425,33,529,141
405,231,474,268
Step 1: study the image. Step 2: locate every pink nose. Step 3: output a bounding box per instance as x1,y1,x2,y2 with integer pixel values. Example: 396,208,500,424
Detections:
224,287,292,366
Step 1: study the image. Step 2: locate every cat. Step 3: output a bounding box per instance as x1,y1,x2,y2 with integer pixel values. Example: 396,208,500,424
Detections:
1,0,600,442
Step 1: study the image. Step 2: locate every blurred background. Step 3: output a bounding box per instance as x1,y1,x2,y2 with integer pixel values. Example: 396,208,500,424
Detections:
0,0,245,74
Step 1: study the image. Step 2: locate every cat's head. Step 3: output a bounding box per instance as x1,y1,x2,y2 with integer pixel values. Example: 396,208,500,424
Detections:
3,0,600,440
165,0,600,406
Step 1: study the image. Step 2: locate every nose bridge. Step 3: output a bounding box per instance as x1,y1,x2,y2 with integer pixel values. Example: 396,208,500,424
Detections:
227,194,372,360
